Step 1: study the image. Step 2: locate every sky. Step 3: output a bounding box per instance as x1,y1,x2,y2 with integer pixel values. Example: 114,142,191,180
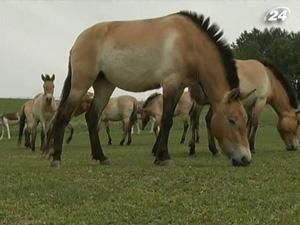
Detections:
0,0,299,100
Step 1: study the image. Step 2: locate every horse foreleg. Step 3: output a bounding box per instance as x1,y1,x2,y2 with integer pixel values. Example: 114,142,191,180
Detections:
0,122,3,140
188,103,202,156
4,118,11,139
105,121,112,145
180,120,189,144
153,83,184,166
85,76,115,164
205,106,218,156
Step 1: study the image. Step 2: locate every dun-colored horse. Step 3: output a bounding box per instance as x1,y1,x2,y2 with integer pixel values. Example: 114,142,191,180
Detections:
0,112,20,140
31,74,57,154
141,92,200,146
100,95,138,146
18,98,74,151
190,59,300,155
49,11,252,167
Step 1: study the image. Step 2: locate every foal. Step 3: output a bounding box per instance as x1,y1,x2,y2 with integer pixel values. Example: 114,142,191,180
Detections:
31,74,56,154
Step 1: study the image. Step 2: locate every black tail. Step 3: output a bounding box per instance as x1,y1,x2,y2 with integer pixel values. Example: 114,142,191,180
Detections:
58,52,72,111
128,102,138,132
18,105,26,145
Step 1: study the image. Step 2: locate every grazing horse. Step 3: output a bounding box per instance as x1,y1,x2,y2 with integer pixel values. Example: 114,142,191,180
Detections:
31,74,56,154
0,112,20,140
100,95,138,146
141,92,199,145
190,59,300,155
49,11,251,167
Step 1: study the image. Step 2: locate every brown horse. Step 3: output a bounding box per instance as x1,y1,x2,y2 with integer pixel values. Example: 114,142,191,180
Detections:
100,95,138,146
190,59,300,155
0,112,20,140
141,91,200,146
49,11,251,167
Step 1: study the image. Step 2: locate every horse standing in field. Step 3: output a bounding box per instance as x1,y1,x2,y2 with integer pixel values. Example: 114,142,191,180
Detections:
141,91,201,146
100,95,138,146
48,11,252,167
190,59,300,155
0,112,20,140
31,74,57,154
18,98,74,151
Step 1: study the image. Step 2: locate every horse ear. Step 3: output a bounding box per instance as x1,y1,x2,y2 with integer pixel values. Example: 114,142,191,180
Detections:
51,74,55,81
227,88,240,103
240,89,256,101
41,74,45,81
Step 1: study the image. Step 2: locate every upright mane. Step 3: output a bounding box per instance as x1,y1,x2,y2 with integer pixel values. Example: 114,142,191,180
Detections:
260,60,298,109
143,93,161,108
177,11,239,89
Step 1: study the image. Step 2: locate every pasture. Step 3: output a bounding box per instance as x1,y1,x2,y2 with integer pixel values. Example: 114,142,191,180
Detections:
0,98,299,225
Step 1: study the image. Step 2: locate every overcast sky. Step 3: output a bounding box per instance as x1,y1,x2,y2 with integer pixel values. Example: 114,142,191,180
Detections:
0,0,299,100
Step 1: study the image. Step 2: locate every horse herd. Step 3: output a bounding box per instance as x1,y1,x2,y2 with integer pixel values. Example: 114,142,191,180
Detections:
1,11,299,168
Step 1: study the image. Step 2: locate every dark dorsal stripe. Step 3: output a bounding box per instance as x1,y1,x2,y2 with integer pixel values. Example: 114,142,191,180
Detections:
143,93,161,109
177,11,239,89
260,60,298,109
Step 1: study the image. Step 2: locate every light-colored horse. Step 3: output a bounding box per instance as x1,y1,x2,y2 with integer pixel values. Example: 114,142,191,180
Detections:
190,59,300,155
31,74,56,154
0,112,20,140
100,95,138,146
141,92,200,146
49,11,251,167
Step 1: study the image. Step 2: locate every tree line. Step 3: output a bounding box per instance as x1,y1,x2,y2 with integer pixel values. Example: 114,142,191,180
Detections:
231,28,300,79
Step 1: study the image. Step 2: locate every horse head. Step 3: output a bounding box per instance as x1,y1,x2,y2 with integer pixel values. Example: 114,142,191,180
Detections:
41,74,55,105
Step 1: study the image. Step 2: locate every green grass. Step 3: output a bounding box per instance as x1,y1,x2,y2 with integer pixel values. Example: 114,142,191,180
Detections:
0,98,299,225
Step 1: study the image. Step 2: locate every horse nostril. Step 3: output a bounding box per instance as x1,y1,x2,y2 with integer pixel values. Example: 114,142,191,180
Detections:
241,156,250,166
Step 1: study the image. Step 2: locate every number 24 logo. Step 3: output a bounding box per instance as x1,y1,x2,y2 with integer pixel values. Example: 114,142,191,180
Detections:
265,7,291,23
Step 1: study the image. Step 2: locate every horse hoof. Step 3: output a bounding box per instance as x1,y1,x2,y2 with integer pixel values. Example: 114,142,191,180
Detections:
50,160,61,168
154,159,175,167
100,159,111,165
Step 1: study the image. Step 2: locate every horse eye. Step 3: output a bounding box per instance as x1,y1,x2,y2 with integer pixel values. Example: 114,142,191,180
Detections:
228,118,236,125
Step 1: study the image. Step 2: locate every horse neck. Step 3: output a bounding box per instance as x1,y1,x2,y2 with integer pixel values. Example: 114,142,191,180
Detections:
268,74,296,118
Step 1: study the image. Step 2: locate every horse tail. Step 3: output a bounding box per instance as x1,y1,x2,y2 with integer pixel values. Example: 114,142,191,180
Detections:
18,105,26,145
58,51,72,111
128,102,138,132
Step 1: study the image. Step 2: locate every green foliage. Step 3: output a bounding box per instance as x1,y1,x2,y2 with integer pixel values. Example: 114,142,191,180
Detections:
231,28,300,79
0,99,300,225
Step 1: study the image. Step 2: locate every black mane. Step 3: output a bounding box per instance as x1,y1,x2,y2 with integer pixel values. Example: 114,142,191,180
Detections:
177,11,239,89
260,60,298,109
143,93,161,108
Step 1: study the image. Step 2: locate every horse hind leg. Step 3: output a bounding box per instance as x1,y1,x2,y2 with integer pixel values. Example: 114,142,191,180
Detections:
180,120,189,144
104,121,112,145
85,75,115,164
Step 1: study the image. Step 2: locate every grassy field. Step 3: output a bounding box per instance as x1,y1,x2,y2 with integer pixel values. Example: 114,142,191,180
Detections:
0,98,299,225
